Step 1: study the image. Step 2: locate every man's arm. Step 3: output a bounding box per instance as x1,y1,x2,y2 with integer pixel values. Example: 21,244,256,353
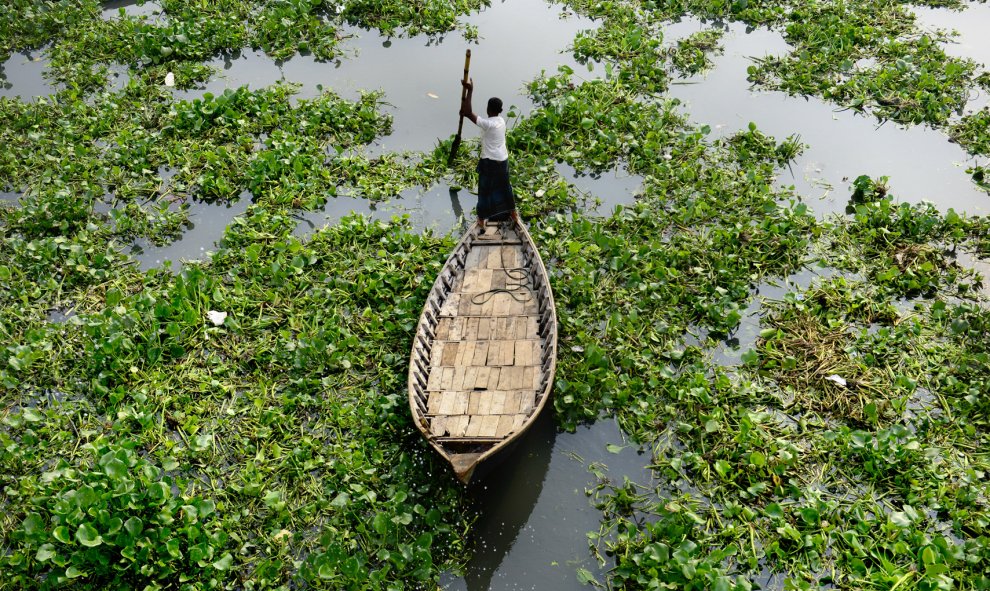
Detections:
460,78,478,124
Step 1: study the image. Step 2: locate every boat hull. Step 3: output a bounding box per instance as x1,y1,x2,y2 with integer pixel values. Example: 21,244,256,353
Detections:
408,217,558,484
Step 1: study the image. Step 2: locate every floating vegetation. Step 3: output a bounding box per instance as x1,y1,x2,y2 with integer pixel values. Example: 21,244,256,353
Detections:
667,28,725,78
949,107,990,157
2,1,990,590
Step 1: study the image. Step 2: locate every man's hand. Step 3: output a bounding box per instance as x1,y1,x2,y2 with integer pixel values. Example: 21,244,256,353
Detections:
459,77,477,123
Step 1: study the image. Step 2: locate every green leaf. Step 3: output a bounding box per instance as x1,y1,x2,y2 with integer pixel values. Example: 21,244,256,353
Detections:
605,443,626,454
330,492,350,508
714,460,731,480
65,566,86,579
36,544,57,562
76,523,103,547
749,451,766,467
167,538,182,558
22,408,44,423
125,517,144,537
372,513,388,535
103,458,128,480
212,553,234,571
53,526,71,544
22,513,44,535
741,348,759,365
890,511,912,527
576,567,598,585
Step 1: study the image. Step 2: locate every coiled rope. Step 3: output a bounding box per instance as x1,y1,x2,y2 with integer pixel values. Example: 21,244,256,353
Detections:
471,219,534,305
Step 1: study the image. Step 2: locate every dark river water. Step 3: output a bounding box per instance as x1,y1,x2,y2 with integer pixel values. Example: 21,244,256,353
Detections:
3,0,990,588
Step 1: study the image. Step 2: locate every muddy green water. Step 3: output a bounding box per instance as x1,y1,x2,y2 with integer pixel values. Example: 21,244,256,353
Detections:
3,1,990,588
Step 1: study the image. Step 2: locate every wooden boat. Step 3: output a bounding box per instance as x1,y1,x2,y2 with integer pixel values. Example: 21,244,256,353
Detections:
408,217,558,484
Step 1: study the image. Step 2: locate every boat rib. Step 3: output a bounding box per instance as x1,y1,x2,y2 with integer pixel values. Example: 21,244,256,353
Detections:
408,218,558,484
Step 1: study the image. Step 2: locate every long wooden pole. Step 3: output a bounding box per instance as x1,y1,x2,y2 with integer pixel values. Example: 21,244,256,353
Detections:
448,49,472,166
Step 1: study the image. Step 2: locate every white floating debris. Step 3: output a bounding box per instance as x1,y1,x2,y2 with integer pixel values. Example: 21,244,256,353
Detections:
535,189,546,198
206,310,227,326
164,72,175,87
571,345,584,353
824,374,847,387
427,92,439,99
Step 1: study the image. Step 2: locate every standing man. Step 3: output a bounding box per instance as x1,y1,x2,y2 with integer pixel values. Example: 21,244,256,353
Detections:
459,78,517,228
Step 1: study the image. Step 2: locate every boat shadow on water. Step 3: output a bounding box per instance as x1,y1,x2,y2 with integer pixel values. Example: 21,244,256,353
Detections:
448,409,557,591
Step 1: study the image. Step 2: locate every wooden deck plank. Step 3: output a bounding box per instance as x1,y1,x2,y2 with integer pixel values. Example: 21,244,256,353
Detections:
519,391,536,414
465,416,484,437
478,392,492,416
472,341,489,366
440,342,458,366
476,367,491,391
449,415,469,437
490,391,507,415
465,247,483,269
496,415,516,437
479,415,500,437
440,293,460,317
427,392,443,415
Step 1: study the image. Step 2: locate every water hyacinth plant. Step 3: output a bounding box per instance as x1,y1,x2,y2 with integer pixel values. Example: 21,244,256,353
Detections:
2,0,990,590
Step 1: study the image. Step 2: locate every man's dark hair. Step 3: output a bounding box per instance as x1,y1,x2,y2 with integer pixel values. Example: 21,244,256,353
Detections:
487,97,503,115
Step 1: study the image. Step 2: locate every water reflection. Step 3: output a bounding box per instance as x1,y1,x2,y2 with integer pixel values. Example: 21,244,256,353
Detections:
293,184,466,240
175,0,597,153
555,162,642,215
912,3,990,113
442,417,651,591
130,194,251,271
663,20,989,216
100,0,162,20
707,265,859,367
0,51,57,99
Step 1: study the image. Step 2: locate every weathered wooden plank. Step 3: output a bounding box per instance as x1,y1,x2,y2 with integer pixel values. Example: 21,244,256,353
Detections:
479,415,500,437
462,367,478,391
525,366,539,390
442,342,460,366
487,367,501,390
519,391,536,414
468,391,483,415
493,295,510,317
505,390,522,415
439,391,469,415
465,247,484,269
439,367,455,390
440,293,460,317
427,392,443,415
453,341,470,367
449,415,470,437
465,416,484,437
431,416,448,436
477,317,491,340
478,391,492,416
496,415,516,437
435,318,450,340
472,341,489,366
489,391,507,415
475,367,492,391
427,367,442,391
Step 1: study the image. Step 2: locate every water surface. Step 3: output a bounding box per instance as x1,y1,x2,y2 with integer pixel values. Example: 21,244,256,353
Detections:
662,20,989,216
441,415,651,591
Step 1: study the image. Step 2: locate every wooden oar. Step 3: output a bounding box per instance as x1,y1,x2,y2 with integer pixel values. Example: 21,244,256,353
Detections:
448,49,471,167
